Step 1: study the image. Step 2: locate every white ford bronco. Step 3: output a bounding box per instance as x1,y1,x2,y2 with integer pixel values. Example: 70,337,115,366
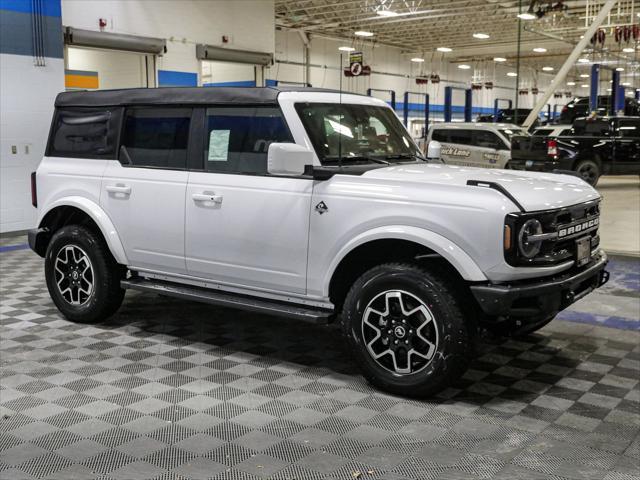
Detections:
29,87,608,396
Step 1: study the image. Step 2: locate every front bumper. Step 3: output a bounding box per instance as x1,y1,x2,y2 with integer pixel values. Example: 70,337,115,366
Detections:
470,251,608,323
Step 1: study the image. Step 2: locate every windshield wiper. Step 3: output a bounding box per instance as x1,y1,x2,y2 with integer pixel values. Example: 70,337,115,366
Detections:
323,155,390,165
381,153,428,162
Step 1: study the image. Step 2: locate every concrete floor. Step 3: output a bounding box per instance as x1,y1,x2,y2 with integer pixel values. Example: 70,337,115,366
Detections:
598,176,640,257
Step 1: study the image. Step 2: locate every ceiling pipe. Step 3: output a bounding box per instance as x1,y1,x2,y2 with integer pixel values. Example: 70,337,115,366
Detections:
522,0,619,128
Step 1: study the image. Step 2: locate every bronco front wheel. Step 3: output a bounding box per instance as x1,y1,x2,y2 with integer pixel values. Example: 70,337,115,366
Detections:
341,263,475,397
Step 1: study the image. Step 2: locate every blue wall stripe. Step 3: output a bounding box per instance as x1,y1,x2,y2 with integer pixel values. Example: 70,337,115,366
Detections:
0,8,63,58
203,80,256,87
158,70,197,87
0,243,29,253
0,0,61,17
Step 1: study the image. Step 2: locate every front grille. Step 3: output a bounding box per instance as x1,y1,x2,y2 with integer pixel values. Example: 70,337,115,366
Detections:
505,199,601,267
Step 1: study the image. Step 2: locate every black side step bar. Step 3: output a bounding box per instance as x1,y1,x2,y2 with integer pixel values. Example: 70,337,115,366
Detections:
121,277,334,324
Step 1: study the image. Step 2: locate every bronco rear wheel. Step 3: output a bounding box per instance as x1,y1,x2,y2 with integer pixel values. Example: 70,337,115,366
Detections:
341,263,475,397
45,225,125,323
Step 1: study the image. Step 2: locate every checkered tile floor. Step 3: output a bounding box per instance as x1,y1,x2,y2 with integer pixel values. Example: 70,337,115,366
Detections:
1,237,639,479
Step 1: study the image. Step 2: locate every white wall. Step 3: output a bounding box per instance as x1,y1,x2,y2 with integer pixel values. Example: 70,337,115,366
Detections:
62,0,275,84
0,55,65,233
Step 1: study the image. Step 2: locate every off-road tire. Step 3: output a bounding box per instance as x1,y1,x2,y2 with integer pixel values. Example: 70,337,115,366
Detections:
45,225,125,323
341,263,476,397
575,159,601,187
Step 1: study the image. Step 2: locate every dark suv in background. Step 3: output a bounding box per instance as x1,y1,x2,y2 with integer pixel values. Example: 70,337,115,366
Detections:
559,96,640,124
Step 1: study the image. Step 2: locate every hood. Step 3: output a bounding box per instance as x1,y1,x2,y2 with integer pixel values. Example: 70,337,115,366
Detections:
361,163,600,212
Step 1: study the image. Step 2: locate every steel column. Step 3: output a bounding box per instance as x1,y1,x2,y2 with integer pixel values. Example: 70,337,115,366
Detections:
464,89,473,122
444,86,453,122
590,64,600,113
403,91,429,134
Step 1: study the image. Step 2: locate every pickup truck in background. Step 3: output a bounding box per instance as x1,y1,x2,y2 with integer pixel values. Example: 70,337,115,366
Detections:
510,116,640,186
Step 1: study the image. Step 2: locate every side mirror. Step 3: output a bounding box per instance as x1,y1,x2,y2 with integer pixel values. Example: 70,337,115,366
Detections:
426,140,441,160
267,143,313,176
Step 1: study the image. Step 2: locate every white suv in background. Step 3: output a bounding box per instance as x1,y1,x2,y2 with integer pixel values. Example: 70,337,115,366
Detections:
29,87,608,396
426,122,528,169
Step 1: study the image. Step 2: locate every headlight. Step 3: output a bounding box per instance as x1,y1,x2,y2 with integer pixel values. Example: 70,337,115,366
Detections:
518,219,543,259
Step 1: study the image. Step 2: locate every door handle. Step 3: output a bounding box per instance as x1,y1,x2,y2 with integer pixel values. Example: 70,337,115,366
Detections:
105,184,131,195
192,193,223,204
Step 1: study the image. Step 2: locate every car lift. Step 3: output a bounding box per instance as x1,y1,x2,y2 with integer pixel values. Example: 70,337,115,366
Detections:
444,86,473,122
402,91,430,134
366,88,396,110
590,64,625,116
493,99,512,122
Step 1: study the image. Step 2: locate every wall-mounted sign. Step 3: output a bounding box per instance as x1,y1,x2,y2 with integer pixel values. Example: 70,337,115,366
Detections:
349,51,363,76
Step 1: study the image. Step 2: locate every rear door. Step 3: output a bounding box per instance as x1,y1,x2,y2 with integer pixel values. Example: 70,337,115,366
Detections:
613,119,640,174
101,107,192,274
435,129,475,166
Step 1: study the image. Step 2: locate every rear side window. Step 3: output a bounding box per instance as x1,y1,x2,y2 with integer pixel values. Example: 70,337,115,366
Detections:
204,106,292,175
447,130,473,146
571,120,611,136
49,108,121,158
120,108,192,169
431,129,448,142
533,129,553,136
474,130,503,149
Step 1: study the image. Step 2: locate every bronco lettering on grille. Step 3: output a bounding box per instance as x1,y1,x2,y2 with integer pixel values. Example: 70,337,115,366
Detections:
557,217,599,239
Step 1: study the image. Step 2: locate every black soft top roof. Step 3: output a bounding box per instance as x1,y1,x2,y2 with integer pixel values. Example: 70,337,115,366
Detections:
54,86,347,108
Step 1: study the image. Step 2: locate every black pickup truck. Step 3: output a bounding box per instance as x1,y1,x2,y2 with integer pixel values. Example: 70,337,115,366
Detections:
510,116,640,186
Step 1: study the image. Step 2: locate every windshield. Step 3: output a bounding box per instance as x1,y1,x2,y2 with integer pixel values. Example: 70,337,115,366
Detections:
295,103,423,164
499,128,529,140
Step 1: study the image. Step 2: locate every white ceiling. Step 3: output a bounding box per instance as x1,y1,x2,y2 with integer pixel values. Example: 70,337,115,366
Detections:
276,0,640,79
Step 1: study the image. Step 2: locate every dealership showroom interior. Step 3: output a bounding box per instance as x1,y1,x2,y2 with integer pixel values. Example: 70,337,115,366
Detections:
2,0,640,479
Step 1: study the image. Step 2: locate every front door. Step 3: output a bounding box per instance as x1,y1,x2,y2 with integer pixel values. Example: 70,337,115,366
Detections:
185,106,312,294
472,130,509,169
101,107,192,274
613,119,640,174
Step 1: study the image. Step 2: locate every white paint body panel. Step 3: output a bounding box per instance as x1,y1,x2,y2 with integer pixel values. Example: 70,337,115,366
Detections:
101,161,188,274
185,172,312,294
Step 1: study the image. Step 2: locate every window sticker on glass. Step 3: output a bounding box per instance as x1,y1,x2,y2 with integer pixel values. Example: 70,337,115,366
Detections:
208,130,230,161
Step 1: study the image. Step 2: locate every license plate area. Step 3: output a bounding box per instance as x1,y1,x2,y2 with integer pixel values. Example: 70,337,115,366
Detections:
576,236,591,267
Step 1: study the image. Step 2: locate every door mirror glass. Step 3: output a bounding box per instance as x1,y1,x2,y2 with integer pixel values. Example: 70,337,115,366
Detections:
267,143,313,176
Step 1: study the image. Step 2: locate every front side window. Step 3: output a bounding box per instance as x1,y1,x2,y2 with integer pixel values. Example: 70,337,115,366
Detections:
474,130,503,149
295,103,422,164
49,108,121,158
431,129,448,143
120,107,191,169
205,107,292,174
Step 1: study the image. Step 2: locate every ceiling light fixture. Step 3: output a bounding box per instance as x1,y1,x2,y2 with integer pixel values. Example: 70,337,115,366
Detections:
623,47,635,53
436,47,452,52
533,47,547,52
542,66,554,71
473,33,490,39
354,31,374,37
567,81,576,86
338,46,355,52
578,58,590,63
493,57,507,62
581,84,589,88
410,57,425,62
579,73,589,78
376,9,398,17
622,82,631,86
507,72,518,77
458,64,471,69
616,67,624,71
